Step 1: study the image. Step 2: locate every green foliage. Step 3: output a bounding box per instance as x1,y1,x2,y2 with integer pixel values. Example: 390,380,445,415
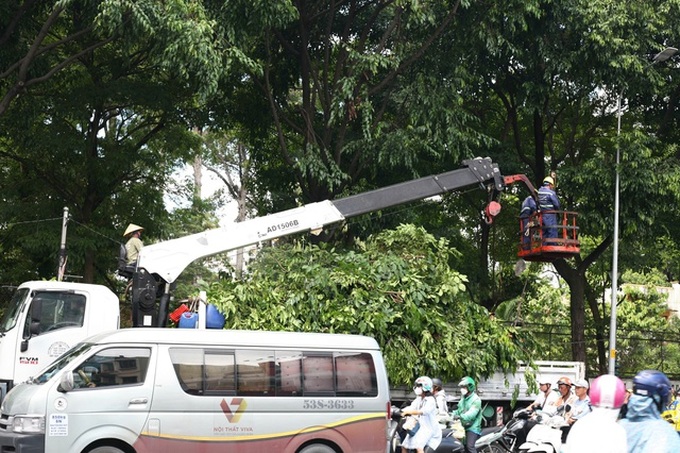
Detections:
212,0,486,208
163,196,224,303
616,284,680,377
495,280,572,361
208,224,530,385
621,269,672,287
0,0,235,284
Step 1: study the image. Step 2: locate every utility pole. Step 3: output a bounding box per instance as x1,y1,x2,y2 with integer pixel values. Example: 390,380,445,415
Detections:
57,207,69,281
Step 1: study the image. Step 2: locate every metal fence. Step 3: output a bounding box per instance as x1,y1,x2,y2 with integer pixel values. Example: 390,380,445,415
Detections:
512,322,680,380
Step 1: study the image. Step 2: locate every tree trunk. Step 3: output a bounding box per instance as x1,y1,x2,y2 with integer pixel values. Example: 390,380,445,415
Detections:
554,259,586,363
553,236,612,368
193,154,202,198
83,249,95,283
585,281,609,374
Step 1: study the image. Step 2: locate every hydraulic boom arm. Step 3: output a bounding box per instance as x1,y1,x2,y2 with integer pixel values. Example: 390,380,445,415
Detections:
132,157,515,327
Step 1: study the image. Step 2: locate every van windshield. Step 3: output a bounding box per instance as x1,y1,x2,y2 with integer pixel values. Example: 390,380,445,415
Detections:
32,342,94,384
0,288,29,333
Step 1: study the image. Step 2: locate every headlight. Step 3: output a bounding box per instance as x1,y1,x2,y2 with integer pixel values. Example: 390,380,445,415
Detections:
10,415,45,434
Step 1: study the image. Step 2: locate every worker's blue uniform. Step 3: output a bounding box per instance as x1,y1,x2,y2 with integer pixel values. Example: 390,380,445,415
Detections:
520,196,537,247
538,185,560,239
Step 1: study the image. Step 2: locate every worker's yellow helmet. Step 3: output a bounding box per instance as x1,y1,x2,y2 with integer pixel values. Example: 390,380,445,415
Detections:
123,223,144,237
543,176,555,186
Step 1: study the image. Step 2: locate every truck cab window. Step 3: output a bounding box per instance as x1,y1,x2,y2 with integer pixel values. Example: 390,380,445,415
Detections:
1,288,28,333
26,292,86,335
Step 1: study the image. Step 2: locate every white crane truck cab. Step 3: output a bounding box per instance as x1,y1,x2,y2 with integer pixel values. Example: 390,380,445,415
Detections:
0,328,391,453
0,281,120,401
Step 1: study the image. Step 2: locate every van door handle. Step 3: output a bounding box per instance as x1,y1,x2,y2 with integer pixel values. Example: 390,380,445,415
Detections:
129,398,148,405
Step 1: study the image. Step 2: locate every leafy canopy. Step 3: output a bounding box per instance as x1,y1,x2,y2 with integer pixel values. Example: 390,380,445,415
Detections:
208,224,530,384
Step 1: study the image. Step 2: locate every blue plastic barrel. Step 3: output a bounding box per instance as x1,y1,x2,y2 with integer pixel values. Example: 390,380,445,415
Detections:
206,304,225,329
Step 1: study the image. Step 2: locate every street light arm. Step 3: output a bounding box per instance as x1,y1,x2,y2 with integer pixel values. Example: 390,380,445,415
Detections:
653,47,678,64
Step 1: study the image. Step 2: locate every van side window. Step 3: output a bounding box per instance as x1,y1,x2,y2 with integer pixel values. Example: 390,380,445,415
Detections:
335,352,377,396
277,351,303,396
170,348,237,395
237,350,275,396
170,348,378,398
206,351,236,393
302,354,334,396
73,347,151,389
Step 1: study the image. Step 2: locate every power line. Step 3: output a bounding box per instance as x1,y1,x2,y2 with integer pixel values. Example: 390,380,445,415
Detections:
3,217,63,227
68,218,122,245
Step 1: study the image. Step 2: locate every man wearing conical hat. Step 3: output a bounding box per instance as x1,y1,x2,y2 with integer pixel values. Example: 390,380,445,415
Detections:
123,223,144,266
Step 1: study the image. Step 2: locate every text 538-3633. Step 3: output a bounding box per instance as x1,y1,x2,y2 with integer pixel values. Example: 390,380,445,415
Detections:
303,399,355,410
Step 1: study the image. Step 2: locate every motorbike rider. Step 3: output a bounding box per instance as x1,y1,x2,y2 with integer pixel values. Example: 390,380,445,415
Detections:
543,376,576,418
451,376,482,453
565,374,628,453
527,377,559,412
432,378,450,419
543,376,576,443
567,378,591,425
516,377,559,447
618,369,680,452
401,376,442,453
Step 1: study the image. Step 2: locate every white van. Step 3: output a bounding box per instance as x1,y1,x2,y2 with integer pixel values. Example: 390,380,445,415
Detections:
0,328,391,453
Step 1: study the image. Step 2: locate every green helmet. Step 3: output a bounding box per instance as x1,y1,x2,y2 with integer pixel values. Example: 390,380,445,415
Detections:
458,376,476,392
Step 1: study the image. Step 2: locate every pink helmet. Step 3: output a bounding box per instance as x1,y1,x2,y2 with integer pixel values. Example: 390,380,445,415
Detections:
589,374,627,409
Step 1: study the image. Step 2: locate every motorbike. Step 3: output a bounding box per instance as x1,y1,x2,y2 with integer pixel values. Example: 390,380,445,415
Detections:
389,406,465,453
517,409,570,453
474,408,531,453
662,406,680,434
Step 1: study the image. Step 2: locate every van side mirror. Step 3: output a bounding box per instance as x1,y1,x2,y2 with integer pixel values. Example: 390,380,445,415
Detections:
57,372,74,393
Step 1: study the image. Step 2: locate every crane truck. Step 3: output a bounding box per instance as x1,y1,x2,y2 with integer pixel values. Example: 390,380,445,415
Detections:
0,157,580,401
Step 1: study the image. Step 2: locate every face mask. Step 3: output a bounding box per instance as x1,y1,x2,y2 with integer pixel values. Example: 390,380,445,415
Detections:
460,387,468,396
414,387,423,396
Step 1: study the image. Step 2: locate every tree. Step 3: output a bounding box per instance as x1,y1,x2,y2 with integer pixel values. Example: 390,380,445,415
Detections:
0,0,228,284
207,224,532,384
613,271,680,377
214,0,491,209
201,130,258,278
0,0,222,116
495,279,572,362
449,0,680,370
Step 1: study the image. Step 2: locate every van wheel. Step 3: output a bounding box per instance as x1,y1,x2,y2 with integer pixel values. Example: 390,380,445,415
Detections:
298,444,336,453
87,447,126,453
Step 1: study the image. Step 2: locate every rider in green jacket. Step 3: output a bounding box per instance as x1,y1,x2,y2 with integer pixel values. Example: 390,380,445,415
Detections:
451,376,483,453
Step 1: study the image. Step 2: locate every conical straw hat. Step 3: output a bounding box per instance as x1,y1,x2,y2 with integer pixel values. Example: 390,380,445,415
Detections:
123,223,144,237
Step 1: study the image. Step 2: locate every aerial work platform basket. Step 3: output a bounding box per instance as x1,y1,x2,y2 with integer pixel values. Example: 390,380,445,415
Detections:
517,210,580,262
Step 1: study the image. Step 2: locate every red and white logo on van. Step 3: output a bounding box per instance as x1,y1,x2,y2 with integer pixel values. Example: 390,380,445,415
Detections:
220,398,247,423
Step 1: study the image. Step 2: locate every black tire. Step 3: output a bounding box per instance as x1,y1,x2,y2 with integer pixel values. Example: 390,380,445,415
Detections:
298,444,336,453
87,447,126,453
390,434,399,453
480,445,506,453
